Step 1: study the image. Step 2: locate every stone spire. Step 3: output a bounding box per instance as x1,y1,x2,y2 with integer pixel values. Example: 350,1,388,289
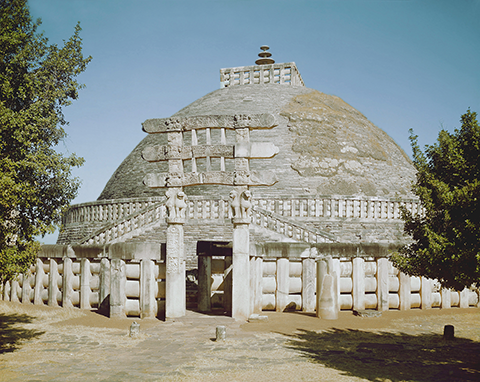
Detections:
255,45,275,65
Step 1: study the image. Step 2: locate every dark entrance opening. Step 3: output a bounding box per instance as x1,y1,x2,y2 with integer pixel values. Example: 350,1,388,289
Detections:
196,241,232,316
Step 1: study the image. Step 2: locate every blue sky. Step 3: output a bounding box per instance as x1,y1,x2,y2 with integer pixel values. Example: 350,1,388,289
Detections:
27,0,480,243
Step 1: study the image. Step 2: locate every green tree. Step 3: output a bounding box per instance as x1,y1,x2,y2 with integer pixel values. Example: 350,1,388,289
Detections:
392,110,480,290
0,0,91,283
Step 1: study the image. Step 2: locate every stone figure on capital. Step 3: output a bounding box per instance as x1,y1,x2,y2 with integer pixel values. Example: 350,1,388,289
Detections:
165,189,187,221
229,189,252,220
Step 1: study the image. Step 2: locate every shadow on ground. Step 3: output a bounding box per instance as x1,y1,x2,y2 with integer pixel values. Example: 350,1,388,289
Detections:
285,328,480,382
0,313,44,354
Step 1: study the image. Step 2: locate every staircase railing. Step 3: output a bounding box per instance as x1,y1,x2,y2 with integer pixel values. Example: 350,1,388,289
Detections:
252,207,337,243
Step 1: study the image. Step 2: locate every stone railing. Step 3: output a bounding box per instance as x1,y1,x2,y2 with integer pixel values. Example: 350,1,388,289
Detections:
254,197,423,220
80,202,167,245
65,196,422,227
2,243,478,319
252,207,336,243
62,197,165,225
220,62,304,87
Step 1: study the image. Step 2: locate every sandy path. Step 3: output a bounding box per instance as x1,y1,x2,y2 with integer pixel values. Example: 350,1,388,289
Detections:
1,301,479,381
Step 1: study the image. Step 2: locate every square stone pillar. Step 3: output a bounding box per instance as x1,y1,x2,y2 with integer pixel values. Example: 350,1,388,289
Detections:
316,256,338,319
399,272,411,310
48,258,59,307
276,257,289,312
110,258,126,318
441,288,451,309
62,257,74,308
459,287,469,308
302,257,316,313
232,219,250,320
421,277,432,309
376,258,389,311
140,259,157,318
197,254,212,313
166,221,186,319
250,255,263,315
352,257,365,311
80,258,91,310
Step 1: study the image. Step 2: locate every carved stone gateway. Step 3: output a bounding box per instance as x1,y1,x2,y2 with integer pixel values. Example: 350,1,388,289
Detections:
142,113,279,320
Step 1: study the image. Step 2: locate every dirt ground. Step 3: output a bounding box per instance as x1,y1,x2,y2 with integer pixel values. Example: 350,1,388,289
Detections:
1,301,479,381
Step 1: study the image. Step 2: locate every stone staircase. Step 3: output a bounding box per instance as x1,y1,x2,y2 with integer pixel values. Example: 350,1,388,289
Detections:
77,201,337,246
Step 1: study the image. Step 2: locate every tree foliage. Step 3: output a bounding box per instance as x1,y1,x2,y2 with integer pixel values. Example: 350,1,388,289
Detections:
392,110,480,290
0,0,91,283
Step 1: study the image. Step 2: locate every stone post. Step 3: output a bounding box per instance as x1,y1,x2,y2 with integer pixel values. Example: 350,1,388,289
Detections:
223,255,233,315
316,256,338,319
459,287,469,309
165,219,186,319
10,279,20,303
110,258,126,318
441,288,451,309
198,254,212,313
399,272,411,310
34,258,45,305
62,257,74,308
421,277,432,309
48,258,58,307
276,257,289,312
376,258,389,311
80,258,91,309
252,255,263,314
302,257,316,313
99,258,110,309
21,274,31,304
232,217,250,320
352,257,365,311
140,259,156,318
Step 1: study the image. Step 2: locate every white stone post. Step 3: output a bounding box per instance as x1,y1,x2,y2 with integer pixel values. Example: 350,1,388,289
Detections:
80,258,91,309
253,256,263,314
441,288,451,309
421,277,432,309
232,218,250,320
140,259,156,318
198,254,212,313
223,255,233,315
352,257,365,311
110,258,126,318
62,257,74,308
399,272,411,310
276,257,289,312
34,258,45,305
99,258,110,308
165,221,186,319
48,258,59,307
459,287,469,309
376,258,389,311
302,257,316,313
10,279,20,303
21,274,31,304
316,256,338,319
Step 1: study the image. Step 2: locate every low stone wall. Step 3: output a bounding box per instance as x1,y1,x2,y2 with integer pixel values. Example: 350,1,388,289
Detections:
1,243,166,319
3,243,476,319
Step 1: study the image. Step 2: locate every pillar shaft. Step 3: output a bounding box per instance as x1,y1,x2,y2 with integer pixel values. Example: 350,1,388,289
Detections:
165,222,186,319
302,258,316,313
140,259,156,318
198,255,212,312
352,257,365,311
232,222,250,320
377,258,389,311
110,258,126,318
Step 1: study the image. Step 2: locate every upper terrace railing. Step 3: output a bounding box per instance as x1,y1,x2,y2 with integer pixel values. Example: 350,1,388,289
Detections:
64,196,423,226
220,62,305,88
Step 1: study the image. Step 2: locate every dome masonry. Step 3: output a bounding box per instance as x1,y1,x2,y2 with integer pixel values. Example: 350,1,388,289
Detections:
98,50,415,201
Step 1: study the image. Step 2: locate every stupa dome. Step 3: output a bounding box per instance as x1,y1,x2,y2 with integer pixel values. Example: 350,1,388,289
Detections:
98,84,415,201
